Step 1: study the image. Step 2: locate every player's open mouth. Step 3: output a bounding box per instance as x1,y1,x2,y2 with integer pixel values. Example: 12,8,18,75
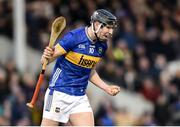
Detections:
104,35,108,38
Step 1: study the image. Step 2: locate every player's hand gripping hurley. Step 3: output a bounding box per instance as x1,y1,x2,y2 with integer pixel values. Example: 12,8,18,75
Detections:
26,17,66,108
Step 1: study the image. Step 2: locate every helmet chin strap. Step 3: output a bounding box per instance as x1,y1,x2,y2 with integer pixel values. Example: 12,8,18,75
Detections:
91,22,102,41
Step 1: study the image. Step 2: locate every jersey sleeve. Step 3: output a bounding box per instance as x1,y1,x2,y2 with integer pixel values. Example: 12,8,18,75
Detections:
57,32,76,52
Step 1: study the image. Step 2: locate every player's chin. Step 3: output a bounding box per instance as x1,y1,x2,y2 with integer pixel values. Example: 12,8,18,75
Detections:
100,36,109,41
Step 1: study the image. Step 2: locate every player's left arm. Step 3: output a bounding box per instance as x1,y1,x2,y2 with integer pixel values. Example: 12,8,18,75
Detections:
89,69,120,96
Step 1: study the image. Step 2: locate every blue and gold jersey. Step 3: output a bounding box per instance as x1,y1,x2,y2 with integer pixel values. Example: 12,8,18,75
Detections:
49,27,108,96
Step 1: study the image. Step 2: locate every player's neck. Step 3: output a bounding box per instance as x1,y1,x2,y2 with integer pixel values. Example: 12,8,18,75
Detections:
87,26,97,42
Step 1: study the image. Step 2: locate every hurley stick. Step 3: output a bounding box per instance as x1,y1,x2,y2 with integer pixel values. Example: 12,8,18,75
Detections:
26,17,66,108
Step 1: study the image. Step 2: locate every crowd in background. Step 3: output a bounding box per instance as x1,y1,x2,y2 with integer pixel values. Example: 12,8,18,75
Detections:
0,0,180,126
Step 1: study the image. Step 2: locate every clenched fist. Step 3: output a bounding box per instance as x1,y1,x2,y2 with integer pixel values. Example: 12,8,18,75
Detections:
106,85,120,96
41,46,54,64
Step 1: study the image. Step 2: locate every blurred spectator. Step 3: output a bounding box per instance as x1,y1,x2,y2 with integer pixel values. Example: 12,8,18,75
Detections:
154,94,171,125
0,66,9,103
95,98,116,126
171,70,180,91
140,78,160,103
0,0,12,38
138,111,156,126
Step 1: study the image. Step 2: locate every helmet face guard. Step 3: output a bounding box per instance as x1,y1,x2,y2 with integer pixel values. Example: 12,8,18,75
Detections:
91,9,117,28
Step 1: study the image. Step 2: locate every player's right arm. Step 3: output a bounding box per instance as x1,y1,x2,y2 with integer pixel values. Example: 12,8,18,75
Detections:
41,43,66,64
41,31,76,64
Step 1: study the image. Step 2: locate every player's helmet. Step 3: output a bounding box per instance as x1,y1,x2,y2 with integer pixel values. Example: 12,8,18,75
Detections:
91,9,117,28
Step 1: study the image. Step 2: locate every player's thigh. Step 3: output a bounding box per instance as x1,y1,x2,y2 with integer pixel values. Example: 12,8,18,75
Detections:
41,118,59,126
69,112,94,126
